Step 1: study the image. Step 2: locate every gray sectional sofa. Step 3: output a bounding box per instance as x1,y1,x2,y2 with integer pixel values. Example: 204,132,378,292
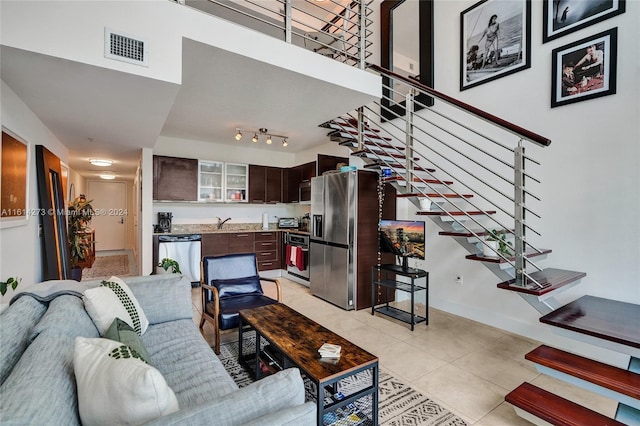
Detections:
0,274,316,425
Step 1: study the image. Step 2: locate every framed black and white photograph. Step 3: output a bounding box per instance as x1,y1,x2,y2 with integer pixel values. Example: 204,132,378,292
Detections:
551,27,617,108
543,0,625,43
461,0,531,91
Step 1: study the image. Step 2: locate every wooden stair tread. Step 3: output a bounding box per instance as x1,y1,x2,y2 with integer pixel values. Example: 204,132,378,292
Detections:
505,382,625,426
439,229,512,237
383,176,454,185
397,192,473,199
526,345,640,400
338,140,405,151
321,118,382,133
467,248,552,264
363,162,436,173
540,295,640,349
328,130,393,142
496,268,583,296
351,149,418,161
416,210,496,216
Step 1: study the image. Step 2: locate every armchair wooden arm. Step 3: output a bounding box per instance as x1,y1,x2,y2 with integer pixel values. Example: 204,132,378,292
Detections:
259,277,282,302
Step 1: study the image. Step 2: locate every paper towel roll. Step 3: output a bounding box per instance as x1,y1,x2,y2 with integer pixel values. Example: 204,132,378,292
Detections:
262,212,269,230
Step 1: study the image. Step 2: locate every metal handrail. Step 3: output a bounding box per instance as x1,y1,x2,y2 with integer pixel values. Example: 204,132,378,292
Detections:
189,0,372,68
353,66,552,287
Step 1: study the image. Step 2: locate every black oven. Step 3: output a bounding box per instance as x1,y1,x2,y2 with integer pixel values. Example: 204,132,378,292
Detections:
285,232,309,285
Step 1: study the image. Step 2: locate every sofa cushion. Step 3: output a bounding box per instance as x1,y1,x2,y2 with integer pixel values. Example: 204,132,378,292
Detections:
0,295,98,425
144,368,309,426
74,337,179,426
83,276,149,336
104,317,150,364
212,276,263,299
0,296,47,385
141,319,238,408
122,274,193,325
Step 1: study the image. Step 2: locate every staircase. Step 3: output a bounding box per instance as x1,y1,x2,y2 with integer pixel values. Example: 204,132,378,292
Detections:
319,64,640,425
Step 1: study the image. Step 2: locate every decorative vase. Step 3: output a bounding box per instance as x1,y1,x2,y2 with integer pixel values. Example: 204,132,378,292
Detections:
155,266,173,275
482,240,499,257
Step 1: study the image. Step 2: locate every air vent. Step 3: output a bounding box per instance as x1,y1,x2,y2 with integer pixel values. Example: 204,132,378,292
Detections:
104,28,148,67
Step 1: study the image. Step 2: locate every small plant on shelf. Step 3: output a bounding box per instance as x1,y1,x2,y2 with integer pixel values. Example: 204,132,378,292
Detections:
158,258,181,274
484,229,513,256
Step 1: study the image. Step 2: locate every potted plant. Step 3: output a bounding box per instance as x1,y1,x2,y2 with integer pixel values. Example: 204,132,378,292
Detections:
67,195,94,281
156,258,181,274
0,276,21,297
482,229,513,257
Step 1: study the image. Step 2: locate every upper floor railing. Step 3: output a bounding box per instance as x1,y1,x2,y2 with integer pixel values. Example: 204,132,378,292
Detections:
182,0,373,68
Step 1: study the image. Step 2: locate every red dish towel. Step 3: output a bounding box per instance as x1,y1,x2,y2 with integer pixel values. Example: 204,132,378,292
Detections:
294,247,305,271
286,245,293,267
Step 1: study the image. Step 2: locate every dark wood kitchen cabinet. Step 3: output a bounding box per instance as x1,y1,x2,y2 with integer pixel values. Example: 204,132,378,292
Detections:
285,166,302,203
301,161,316,182
254,231,280,271
201,233,230,257
153,155,198,201
249,165,283,204
317,154,348,175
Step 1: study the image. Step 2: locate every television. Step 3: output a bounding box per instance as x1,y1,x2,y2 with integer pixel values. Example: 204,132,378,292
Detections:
379,220,425,272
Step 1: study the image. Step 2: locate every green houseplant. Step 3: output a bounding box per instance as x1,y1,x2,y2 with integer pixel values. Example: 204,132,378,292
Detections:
0,276,21,297
67,195,94,281
157,258,181,274
482,229,513,257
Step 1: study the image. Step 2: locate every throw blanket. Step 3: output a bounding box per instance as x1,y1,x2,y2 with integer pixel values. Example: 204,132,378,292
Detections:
9,279,101,305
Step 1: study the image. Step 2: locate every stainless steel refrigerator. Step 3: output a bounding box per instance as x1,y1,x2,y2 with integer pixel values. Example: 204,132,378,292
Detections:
309,170,378,310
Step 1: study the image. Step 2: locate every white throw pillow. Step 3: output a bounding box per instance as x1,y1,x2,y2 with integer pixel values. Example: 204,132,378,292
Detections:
83,276,149,336
74,337,179,426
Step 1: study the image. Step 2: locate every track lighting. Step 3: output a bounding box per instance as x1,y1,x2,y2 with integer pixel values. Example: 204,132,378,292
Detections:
234,128,289,147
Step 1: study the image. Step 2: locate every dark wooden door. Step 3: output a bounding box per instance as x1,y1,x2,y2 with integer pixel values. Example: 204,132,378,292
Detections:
265,167,283,203
287,165,302,203
248,165,266,203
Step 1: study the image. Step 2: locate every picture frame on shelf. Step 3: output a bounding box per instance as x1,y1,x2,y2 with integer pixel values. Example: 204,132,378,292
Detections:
543,0,625,43
460,0,531,91
551,27,617,108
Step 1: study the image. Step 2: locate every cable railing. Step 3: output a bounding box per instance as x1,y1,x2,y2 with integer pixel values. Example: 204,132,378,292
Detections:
183,0,372,68
339,65,552,289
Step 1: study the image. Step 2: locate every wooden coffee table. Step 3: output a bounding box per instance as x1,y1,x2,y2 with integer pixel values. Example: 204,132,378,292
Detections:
238,303,379,425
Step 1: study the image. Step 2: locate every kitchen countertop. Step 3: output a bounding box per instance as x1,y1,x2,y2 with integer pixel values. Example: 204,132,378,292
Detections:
153,223,310,236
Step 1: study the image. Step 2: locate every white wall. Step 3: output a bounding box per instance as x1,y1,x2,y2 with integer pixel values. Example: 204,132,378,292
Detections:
0,81,69,301
391,1,639,362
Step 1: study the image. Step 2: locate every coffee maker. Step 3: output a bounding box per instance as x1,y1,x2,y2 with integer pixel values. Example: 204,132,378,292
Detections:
156,212,172,233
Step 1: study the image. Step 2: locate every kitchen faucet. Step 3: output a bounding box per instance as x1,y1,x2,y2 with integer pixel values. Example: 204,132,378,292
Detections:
216,217,232,230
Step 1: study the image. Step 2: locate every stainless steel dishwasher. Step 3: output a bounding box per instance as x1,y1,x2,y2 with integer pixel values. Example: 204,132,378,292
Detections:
157,234,201,285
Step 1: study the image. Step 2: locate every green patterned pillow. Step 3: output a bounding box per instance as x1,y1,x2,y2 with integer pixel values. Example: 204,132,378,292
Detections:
104,318,150,364
74,337,178,425
83,276,149,336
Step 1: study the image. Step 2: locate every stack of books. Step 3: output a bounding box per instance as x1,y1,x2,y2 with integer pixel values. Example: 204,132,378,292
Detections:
318,343,341,359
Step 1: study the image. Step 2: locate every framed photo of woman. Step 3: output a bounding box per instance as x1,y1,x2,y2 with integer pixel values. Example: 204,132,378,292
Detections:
551,27,617,108
460,0,531,91
543,0,625,43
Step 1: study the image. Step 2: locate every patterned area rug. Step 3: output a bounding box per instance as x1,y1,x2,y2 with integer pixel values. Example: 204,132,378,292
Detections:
218,337,468,426
82,254,130,280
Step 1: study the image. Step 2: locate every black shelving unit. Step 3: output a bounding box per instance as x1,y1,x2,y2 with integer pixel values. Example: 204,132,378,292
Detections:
371,264,429,330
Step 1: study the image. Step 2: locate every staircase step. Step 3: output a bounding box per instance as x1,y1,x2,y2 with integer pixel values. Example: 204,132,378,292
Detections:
505,382,625,426
338,140,405,151
540,295,640,350
416,210,496,217
351,149,418,161
321,118,381,132
328,130,393,143
526,345,640,402
496,268,585,296
467,248,552,264
364,162,436,173
383,176,454,185
439,229,512,237
397,192,473,199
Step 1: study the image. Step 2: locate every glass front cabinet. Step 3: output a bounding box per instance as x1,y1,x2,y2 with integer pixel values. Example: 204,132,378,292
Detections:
224,163,248,203
198,160,224,202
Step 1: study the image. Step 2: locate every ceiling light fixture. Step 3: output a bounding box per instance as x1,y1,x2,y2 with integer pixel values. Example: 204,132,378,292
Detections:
234,128,290,147
99,172,116,180
90,159,113,167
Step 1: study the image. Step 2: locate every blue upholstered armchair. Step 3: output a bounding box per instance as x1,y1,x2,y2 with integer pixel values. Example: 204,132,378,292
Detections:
200,253,281,354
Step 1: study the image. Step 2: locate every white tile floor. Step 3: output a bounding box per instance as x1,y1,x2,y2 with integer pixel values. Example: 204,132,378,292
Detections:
192,277,618,425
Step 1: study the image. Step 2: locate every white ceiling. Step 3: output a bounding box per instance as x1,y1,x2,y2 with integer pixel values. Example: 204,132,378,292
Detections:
1,4,376,181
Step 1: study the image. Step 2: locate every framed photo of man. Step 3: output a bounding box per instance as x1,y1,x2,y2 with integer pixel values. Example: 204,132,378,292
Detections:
551,27,617,108
460,0,531,91
543,0,625,43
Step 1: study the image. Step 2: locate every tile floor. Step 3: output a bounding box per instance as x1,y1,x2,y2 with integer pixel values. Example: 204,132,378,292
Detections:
192,278,618,425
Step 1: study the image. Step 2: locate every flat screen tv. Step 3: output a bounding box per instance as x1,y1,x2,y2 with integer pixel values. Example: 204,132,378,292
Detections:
379,220,425,271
